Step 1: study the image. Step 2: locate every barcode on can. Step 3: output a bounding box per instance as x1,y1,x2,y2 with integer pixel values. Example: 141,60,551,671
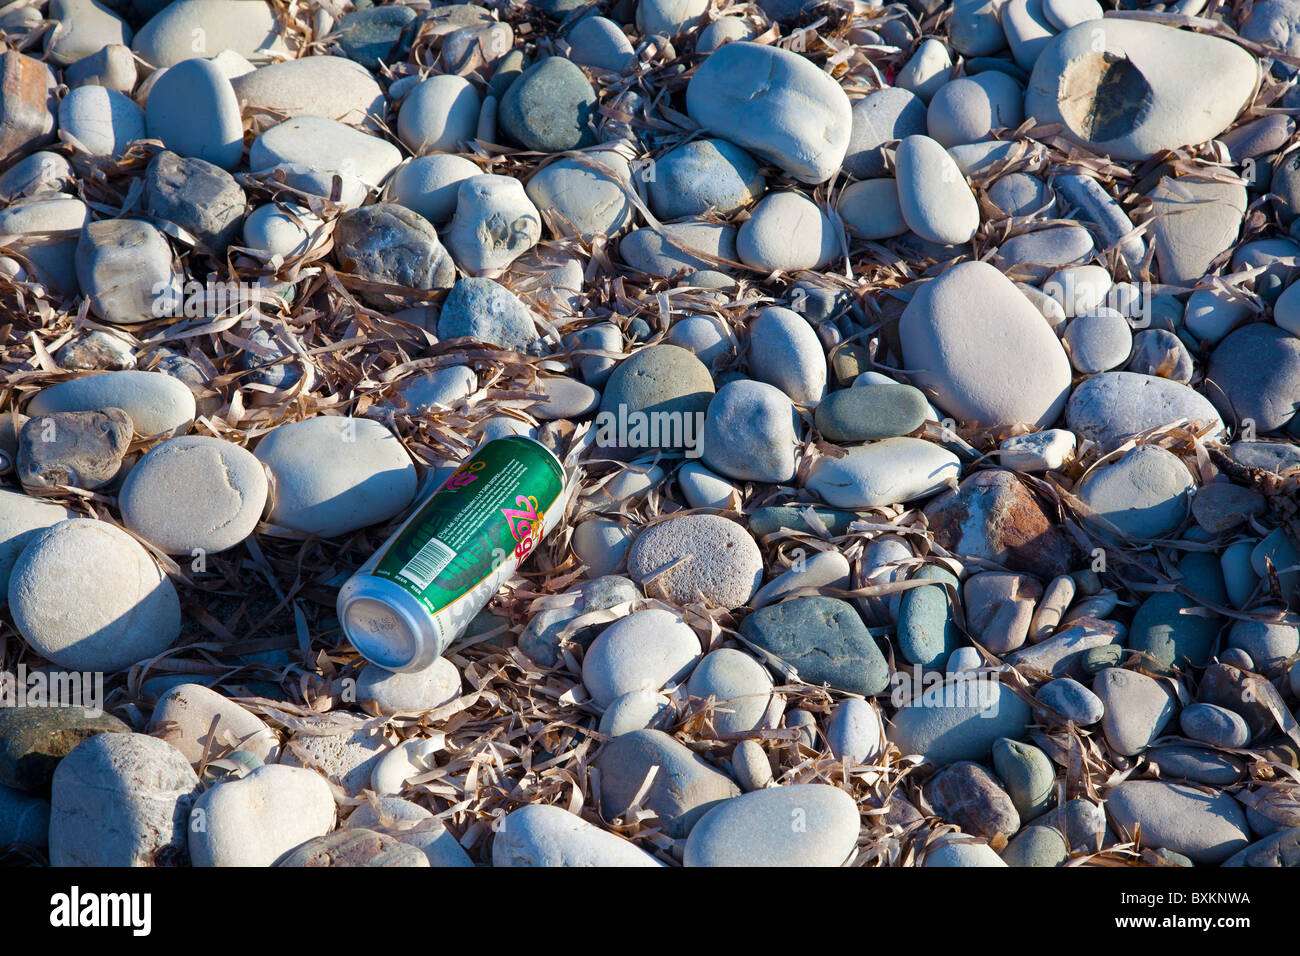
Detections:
396,537,457,590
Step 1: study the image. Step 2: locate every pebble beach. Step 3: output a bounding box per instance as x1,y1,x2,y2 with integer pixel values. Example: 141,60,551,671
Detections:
0,0,1298,876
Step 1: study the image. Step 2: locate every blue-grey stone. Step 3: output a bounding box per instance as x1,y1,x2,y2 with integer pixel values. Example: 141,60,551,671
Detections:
500,56,597,153
739,596,890,696
896,565,960,670
887,680,1032,766
437,277,537,350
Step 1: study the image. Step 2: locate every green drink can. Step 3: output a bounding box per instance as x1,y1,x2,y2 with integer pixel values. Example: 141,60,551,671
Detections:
337,435,566,672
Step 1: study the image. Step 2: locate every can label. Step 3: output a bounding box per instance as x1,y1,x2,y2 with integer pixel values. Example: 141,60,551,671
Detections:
368,436,564,615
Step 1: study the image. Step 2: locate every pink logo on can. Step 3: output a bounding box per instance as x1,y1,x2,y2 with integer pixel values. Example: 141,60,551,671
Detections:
502,494,543,559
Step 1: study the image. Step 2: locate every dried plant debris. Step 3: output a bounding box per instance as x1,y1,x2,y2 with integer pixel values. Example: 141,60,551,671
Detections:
0,0,1299,870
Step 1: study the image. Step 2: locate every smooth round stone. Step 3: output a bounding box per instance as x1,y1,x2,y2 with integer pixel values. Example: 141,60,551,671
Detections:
1147,177,1247,286
951,0,1007,55
1184,289,1250,346
740,596,891,696
189,764,333,867
947,646,984,673
499,56,597,152
144,57,242,170
753,550,851,610
675,461,737,510
0,784,49,847
894,135,978,245
336,3,417,68
598,344,715,454
626,514,761,609
370,738,440,796
254,416,416,537
1228,619,1300,674
896,38,953,103
897,565,960,668
637,0,707,36
1002,825,1069,867
444,174,540,275
119,436,267,555
1076,445,1194,539
599,689,672,736
1042,0,1102,29
924,835,1007,867
1039,677,1104,725
1065,372,1224,452
45,0,132,66
582,608,701,708
357,656,461,717
1024,19,1257,162
964,572,1040,654
728,739,772,792
566,15,635,72
685,648,774,734
1128,329,1194,383
231,55,386,129
0,151,72,203
10,519,180,672
149,683,278,764
837,178,907,239
815,384,929,442
1276,280,1300,337
927,760,1021,840
242,202,323,259
888,681,1032,766
566,321,622,388
494,803,663,866
134,0,282,68
992,737,1055,822
389,366,476,416
748,305,827,405
1146,745,1245,787
648,138,765,220
1224,829,1300,868
572,517,633,577
27,370,194,439
620,220,737,277
75,218,182,325
700,378,799,483
1179,702,1250,749
1190,481,1265,536
995,225,1095,282
737,191,836,273
988,172,1052,217
843,87,927,179
58,85,144,157
826,698,882,764
1208,324,1300,433
529,376,595,421
596,729,740,838
1094,668,1176,756
49,733,198,867
1231,440,1300,474
0,490,73,595
996,429,1075,472
1062,308,1132,374
336,201,456,292
807,437,960,509
525,150,633,241
901,261,1072,428
1127,553,1226,673
397,74,481,154
926,72,1023,147
1106,780,1249,864
696,15,756,53
0,707,130,795
666,314,733,370
437,277,537,350
1043,263,1111,317
684,784,858,866
249,115,402,190
276,828,428,867
686,41,852,184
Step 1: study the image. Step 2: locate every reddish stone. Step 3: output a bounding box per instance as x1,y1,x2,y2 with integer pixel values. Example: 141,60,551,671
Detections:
924,469,1077,579
0,51,56,167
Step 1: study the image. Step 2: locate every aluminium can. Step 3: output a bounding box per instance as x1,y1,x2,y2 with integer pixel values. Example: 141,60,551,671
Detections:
337,435,565,672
